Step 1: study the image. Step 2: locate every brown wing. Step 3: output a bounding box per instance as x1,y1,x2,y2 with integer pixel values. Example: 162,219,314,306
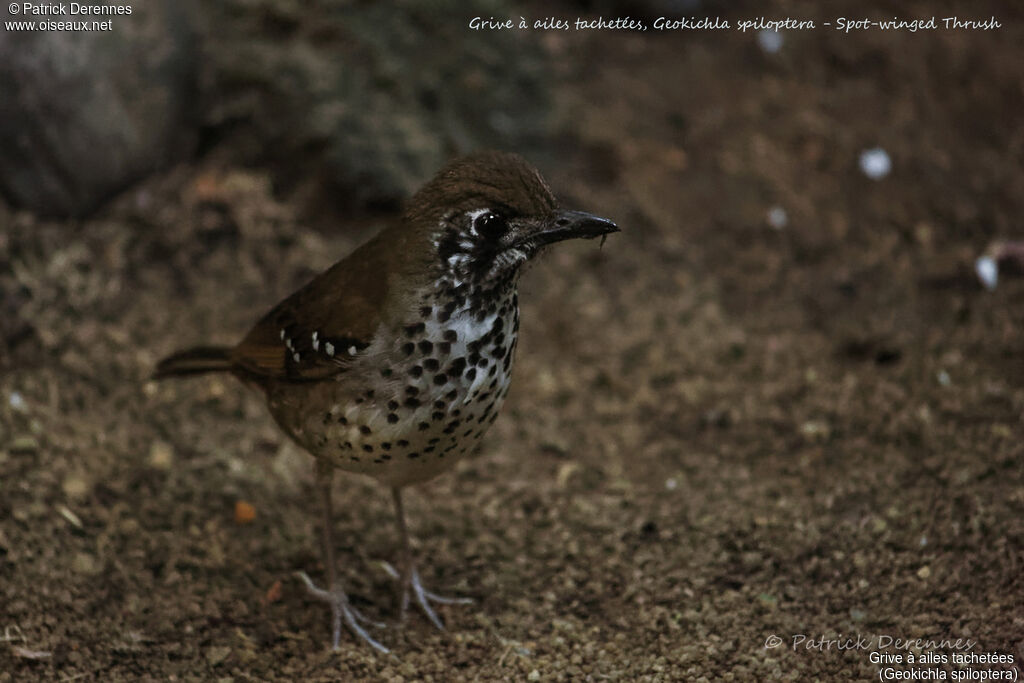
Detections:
230,233,392,383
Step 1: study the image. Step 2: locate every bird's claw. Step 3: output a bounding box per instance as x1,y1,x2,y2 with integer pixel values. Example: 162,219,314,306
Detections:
381,562,473,630
294,571,389,653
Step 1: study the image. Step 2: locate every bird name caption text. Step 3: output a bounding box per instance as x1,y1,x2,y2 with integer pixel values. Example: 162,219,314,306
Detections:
763,634,1018,681
5,3,131,32
467,15,1002,33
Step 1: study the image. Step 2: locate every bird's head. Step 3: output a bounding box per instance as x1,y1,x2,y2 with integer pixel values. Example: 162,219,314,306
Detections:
402,151,618,294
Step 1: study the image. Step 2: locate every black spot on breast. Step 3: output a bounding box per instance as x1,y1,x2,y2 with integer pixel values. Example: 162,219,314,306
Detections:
428,437,441,444
465,367,477,380
439,342,452,355
432,411,445,421
350,455,360,462
343,441,352,449
418,422,429,431
402,342,415,356
381,368,393,378
420,306,433,318
448,358,467,376
405,322,426,337
404,397,421,408
418,340,433,354
405,386,420,396
381,442,392,450
397,439,409,447
424,358,440,372
443,330,458,342
407,452,421,459
387,400,399,411
410,366,423,378
387,413,399,424
433,373,448,385
359,425,372,435
363,444,374,453
424,446,435,453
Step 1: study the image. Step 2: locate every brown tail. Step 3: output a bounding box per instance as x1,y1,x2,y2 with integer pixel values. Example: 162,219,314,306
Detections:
153,346,234,379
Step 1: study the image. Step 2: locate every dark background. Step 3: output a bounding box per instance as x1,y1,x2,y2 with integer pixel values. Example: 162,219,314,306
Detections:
1,0,1022,679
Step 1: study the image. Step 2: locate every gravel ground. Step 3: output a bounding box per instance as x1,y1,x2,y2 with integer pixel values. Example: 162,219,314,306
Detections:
2,1,1022,679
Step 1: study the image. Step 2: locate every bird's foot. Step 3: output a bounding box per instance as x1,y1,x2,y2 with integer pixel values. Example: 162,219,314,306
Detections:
381,562,473,630
294,571,389,653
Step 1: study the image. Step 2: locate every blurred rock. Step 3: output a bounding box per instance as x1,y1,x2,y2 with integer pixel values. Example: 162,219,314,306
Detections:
197,0,552,208
0,2,195,217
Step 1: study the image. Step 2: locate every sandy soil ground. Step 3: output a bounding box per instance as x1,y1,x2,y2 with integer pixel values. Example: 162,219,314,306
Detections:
2,1,1022,680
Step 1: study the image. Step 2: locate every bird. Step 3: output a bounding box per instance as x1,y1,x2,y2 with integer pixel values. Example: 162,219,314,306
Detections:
153,151,618,652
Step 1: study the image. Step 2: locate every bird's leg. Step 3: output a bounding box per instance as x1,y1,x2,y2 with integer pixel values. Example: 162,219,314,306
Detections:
390,487,473,630
295,461,388,653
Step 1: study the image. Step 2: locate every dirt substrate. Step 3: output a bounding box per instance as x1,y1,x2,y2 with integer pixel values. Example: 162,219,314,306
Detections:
1,1,1022,680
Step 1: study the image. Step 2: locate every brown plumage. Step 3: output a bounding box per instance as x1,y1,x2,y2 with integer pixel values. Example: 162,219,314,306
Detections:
154,151,618,652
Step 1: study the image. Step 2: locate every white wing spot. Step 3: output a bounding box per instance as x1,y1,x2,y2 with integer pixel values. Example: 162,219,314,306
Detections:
280,329,286,340
325,342,335,356
292,352,300,362
348,345,358,355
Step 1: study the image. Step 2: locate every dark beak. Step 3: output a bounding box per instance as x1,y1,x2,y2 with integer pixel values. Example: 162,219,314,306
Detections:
530,210,619,248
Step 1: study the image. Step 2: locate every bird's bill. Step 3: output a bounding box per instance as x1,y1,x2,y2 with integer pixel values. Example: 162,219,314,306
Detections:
529,210,619,247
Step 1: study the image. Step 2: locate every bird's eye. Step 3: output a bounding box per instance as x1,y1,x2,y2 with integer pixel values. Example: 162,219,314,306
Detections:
474,212,507,240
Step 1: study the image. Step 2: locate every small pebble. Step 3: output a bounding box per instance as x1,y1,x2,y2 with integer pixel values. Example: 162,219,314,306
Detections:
234,500,257,525
766,206,788,229
9,392,27,412
665,478,678,491
207,646,231,666
859,147,891,180
975,256,998,290
917,565,931,580
757,29,784,53
937,370,951,387
63,475,90,499
72,551,101,575
148,440,174,470
10,435,38,454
